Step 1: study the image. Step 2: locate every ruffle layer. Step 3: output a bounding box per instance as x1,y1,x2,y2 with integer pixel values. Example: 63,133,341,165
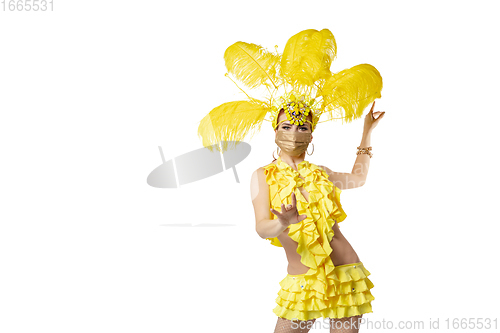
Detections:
273,264,375,321
262,157,347,249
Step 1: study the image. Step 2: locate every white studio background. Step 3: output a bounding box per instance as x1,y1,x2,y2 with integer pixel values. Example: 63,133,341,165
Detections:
1,1,499,332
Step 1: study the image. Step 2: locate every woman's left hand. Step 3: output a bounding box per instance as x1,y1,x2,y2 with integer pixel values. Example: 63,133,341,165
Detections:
364,101,385,132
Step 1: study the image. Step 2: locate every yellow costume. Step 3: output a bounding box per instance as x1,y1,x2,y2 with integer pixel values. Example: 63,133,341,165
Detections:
263,156,375,321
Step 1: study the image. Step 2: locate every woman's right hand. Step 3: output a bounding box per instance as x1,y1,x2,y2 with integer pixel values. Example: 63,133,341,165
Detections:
270,192,308,227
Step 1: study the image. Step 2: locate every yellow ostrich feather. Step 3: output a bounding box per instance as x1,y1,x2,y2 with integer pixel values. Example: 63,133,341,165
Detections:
197,100,269,153
320,64,383,123
280,29,337,90
224,42,280,90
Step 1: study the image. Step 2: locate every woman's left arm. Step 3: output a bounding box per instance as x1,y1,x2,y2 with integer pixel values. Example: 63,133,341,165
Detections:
351,129,372,187
320,101,385,190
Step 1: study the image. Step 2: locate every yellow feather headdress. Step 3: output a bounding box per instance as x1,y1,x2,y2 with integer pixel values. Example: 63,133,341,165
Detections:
198,28,383,153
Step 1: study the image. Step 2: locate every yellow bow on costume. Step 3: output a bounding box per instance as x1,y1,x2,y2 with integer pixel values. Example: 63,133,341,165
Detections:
198,28,383,153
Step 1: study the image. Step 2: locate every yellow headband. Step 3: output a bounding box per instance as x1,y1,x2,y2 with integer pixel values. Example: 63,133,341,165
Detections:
276,118,313,129
198,28,383,152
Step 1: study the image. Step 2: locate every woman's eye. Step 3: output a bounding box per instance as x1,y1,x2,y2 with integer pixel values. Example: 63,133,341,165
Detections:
282,125,308,130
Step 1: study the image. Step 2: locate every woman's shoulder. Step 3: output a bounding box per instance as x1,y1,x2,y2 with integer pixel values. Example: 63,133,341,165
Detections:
252,160,278,181
260,159,278,170
316,163,330,173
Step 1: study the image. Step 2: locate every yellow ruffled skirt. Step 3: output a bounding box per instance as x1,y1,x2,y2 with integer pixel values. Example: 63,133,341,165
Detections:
273,261,375,321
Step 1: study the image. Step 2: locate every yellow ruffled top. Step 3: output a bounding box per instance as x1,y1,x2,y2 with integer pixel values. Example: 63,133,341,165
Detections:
263,156,347,247
262,156,349,311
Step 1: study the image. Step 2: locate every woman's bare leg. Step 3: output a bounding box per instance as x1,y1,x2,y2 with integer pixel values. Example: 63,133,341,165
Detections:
329,314,363,333
274,317,317,333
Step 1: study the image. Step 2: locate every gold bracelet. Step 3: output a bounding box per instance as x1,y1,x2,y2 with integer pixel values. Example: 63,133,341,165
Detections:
356,146,373,158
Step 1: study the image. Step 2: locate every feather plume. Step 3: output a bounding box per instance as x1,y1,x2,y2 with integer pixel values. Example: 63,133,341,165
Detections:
280,29,337,89
320,64,383,123
224,42,280,90
197,100,270,153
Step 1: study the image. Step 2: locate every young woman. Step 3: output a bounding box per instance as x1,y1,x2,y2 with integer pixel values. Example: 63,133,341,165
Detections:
251,102,384,333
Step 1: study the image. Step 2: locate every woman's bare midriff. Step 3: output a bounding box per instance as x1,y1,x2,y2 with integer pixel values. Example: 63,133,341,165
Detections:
277,221,361,275
273,161,360,275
